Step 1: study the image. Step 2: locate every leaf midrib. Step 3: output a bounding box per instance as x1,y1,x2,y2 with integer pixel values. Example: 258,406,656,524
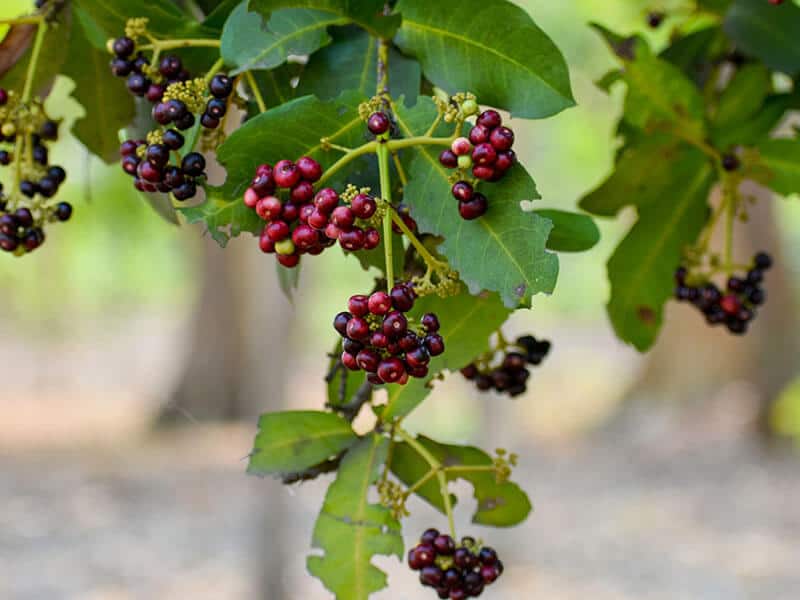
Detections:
401,18,569,102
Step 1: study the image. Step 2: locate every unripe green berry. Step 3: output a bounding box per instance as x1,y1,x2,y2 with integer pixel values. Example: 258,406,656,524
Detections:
457,154,473,170
275,238,295,255
1,122,16,138
462,99,478,116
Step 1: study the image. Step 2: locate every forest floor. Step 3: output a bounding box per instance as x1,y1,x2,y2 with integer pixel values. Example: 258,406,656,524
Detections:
2,397,799,600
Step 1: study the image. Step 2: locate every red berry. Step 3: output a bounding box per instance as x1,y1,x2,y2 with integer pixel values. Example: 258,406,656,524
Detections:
367,112,391,135
251,173,275,197
296,156,322,182
407,364,429,379
281,203,299,222
452,181,473,202
451,137,472,156
314,188,339,214
368,291,392,315
333,312,351,336
398,333,420,352
348,295,370,317
422,313,440,332
370,331,389,348
405,346,430,368
364,228,380,250
274,159,301,188
276,253,299,268
490,126,514,151
351,194,377,219
454,547,476,569
472,142,497,166
424,334,445,356
480,564,500,584
346,316,370,341
469,124,491,145
477,109,502,129
473,165,496,180
120,140,138,156
390,284,415,311
256,164,273,177
356,349,380,372
266,221,290,241
459,193,488,220
495,150,516,172
324,222,341,240
290,180,315,203
308,209,329,230
259,232,275,253
383,311,408,338
331,206,355,229
256,196,282,221
339,227,366,250
408,548,424,570
439,149,458,168
341,352,359,370
720,294,742,315
378,357,406,383
433,535,455,555
137,160,162,183
292,224,318,251
299,203,315,223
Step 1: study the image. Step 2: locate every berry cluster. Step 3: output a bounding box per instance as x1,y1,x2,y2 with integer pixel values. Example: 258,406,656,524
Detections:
243,158,382,267
674,252,772,335
0,88,71,255
333,283,444,385
438,110,516,220
408,529,504,599
110,33,236,200
461,335,551,397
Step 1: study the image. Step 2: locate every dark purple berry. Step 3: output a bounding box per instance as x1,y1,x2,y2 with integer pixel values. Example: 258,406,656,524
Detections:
200,113,220,129
477,109,502,129
126,73,149,96
182,152,206,177
112,37,135,58
172,180,197,201
146,144,170,168
209,74,233,98
333,312,351,336
54,202,73,222
158,55,182,78
163,129,185,150
367,111,391,135
451,180,473,202
439,149,458,168
458,193,488,220
206,98,227,119
110,58,132,77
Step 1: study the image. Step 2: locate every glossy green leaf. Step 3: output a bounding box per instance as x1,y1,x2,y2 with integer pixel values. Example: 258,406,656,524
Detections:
724,0,800,76
535,209,600,253
248,410,358,476
382,290,511,421
712,93,797,148
221,2,347,74
391,436,532,527
713,63,771,128
580,136,701,217
72,0,217,44
294,28,421,105
184,92,369,244
250,0,400,38
65,7,136,163
249,61,302,108
607,159,714,350
395,97,559,307
754,138,800,196
393,0,574,119
308,434,403,600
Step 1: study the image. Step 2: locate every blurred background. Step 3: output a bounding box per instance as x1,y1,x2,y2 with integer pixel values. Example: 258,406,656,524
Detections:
2,0,800,598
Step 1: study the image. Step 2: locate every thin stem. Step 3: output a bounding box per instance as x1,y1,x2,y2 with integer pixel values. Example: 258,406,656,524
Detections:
724,182,736,269
424,112,443,137
138,38,221,51
21,20,47,102
389,209,444,270
325,142,354,154
316,141,377,187
0,16,44,26
244,69,267,113
405,467,439,496
391,152,408,187
396,428,456,539
387,135,455,151
203,57,226,84
376,38,390,98
377,141,395,292
443,465,498,474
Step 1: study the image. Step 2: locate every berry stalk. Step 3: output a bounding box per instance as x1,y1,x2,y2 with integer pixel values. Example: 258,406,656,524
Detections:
21,19,47,103
136,38,221,52
396,427,457,539
377,140,395,292
244,69,267,113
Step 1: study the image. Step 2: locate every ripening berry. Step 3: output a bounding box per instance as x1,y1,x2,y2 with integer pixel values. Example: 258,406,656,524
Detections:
274,160,301,188
378,357,406,383
451,137,472,156
457,154,473,170
489,126,515,151
469,124,491,145
459,193,488,220
367,112,391,135
368,291,392,315
477,109,502,129
296,156,322,182
209,74,234,98
351,194,377,219
439,149,458,168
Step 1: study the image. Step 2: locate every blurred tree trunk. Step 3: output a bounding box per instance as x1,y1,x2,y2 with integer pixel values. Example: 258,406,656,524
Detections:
627,184,799,433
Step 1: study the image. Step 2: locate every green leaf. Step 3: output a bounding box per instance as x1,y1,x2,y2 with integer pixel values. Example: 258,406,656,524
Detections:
393,0,574,119
65,7,136,163
72,0,217,44
221,2,347,74
203,0,242,29
195,92,371,244
308,434,403,600
391,436,532,527
711,93,798,149
607,158,715,350
276,262,300,300
382,289,511,421
580,136,700,217
535,209,600,253
622,46,706,139
754,138,800,196
659,26,722,82
712,63,771,128
250,0,400,38
395,98,559,307
724,0,800,76
178,183,263,245
249,61,302,108
247,410,358,476
294,28,421,105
